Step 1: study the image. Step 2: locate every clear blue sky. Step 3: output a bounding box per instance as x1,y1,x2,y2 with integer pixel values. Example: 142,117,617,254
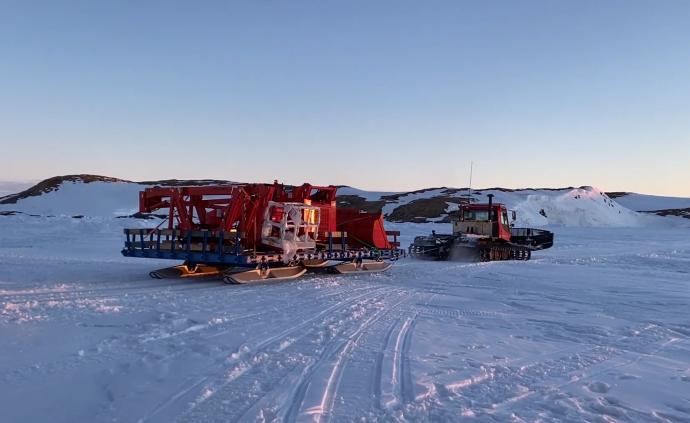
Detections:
1,1,689,195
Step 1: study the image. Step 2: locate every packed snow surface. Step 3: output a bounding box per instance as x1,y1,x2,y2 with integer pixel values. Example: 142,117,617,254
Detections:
1,215,689,422
611,193,690,212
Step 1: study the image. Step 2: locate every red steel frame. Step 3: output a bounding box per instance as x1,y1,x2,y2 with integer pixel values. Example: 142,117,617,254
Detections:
137,181,398,254
138,182,339,250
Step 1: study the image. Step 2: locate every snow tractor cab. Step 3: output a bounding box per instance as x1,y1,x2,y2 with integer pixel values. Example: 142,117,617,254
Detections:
453,201,512,242
409,194,554,261
122,181,403,283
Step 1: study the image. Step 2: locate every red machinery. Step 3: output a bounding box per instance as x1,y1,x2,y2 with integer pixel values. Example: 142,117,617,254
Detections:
122,181,401,283
138,182,336,249
336,208,392,249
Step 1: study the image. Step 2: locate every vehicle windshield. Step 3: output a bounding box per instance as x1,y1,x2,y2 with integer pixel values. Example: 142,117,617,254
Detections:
463,210,489,221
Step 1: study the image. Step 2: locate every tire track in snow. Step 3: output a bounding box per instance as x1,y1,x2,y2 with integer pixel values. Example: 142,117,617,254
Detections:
376,293,436,414
379,315,418,411
183,287,402,423
284,292,414,423
413,303,508,320
148,286,395,423
0,281,250,317
398,316,417,405
200,284,380,341
312,302,408,422
2,283,384,387
240,289,409,423
373,319,400,411
0,269,359,306
86,292,324,363
0,278,230,301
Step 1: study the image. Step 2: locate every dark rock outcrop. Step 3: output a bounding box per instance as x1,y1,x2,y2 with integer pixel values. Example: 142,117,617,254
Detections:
0,175,129,204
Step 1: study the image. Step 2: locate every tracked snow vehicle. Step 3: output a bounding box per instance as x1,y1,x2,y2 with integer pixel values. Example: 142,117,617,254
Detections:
409,194,553,261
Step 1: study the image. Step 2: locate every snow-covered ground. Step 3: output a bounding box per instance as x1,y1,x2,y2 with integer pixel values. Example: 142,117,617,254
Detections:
611,193,690,212
1,214,689,422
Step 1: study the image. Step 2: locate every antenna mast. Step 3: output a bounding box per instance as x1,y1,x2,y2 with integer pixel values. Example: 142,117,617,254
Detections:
467,161,473,203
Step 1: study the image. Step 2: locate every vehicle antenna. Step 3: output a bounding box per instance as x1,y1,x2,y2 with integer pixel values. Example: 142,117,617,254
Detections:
467,161,473,203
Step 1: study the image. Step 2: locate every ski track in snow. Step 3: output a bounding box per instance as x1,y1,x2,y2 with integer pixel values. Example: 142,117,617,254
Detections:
1,219,690,422
175,286,400,423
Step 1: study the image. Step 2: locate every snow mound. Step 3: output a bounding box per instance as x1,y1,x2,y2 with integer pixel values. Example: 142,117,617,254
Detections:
512,187,647,227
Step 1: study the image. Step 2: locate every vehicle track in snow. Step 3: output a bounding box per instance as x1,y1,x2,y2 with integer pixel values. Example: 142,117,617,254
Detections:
148,285,400,423
0,280,389,414
0,272,348,303
5,284,351,373
368,295,444,418
252,288,411,422
199,284,382,341
397,316,416,406
0,276,369,327
282,291,415,423
413,302,508,320
373,317,401,412
0,279,243,313
278,291,439,423
174,286,401,423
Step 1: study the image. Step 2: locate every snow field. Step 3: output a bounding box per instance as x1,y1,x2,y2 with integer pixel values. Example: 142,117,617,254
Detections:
1,216,689,422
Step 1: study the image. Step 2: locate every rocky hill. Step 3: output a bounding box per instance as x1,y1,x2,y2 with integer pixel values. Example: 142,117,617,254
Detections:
1,175,689,226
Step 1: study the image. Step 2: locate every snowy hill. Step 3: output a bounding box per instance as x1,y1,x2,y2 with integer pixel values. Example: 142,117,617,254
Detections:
0,177,144,217
1,175,688,227
0,175,234,218
341,185,688,227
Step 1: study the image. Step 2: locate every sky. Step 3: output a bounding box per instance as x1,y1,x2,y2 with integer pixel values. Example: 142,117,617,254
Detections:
1,1,689,196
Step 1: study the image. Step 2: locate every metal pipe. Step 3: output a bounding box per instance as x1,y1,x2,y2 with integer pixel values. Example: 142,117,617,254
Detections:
487,194,496,238
487,194,494,220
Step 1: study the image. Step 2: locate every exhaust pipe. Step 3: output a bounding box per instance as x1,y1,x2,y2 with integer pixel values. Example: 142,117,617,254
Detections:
487,194,496,238
487,194,494,220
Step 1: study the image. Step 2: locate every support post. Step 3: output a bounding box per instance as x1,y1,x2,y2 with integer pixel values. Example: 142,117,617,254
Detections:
139,229,145,251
